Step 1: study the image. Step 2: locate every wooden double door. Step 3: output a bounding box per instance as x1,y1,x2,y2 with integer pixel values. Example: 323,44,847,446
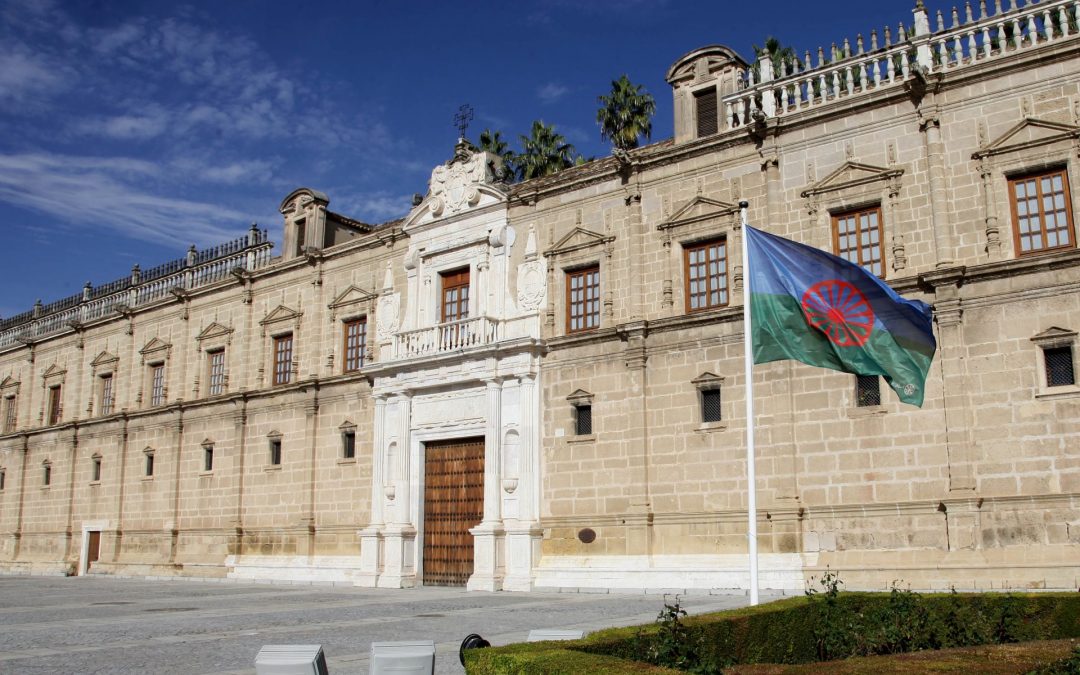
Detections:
422,437,484,587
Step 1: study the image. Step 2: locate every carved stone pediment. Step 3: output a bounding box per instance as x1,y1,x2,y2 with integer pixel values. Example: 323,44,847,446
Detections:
42,364,66,380
90,350,119,368
801,161,904,198
566,388,593,405
139,337,172,358
259,305,302,327
1031,326,1077,347
691,372,725,388
329,285,377,311
973,117,1080,159
545,228,615,258
657,196,739,231
196,322,234,343
279,187,329,216
665,45,749,86
0,375,19,391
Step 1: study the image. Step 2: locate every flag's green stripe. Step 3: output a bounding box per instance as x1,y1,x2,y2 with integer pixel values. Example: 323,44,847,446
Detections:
750,292,933,406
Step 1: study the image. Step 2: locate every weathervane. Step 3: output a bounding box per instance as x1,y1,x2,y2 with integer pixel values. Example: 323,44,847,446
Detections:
454,104,473,140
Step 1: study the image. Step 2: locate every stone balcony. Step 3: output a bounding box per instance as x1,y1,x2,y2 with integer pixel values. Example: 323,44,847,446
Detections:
390,316,500,359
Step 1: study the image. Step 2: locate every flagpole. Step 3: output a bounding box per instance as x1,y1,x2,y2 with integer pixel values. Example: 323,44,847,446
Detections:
739,200,759,606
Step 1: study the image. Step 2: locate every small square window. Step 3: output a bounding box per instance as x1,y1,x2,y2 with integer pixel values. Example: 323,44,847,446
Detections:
92,457,102,482
342,430,356,459
203,445,214,472
701,388,722,423
269,439,282,466
574,404,592,436
1045,346,1075,387
145,452,155,477
856,375,881,407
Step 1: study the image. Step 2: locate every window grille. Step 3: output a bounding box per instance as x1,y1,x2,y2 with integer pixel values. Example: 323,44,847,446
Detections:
574,405,593,436
701,388,722,422
1045,346,1075,387
856,375,881,407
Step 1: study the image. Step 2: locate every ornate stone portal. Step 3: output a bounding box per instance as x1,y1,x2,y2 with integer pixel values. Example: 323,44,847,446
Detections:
357,143,545,591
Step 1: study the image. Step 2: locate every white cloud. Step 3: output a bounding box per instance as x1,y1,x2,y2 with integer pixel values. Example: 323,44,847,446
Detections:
331,190,412,223
0,47,70,108
74,108,171,140
0,152,250,247
537,82,570,104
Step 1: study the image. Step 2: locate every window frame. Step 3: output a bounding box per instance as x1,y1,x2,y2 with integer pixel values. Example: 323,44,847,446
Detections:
1008,167,1075,257
342,429,356,460
855,374,882,408
47,385,62,426
440,268,471,324
565,265,601,334
0,467,5,491
832,204,885,278
43,461,52,487
203,443,214,473
1044,345,1076,388
343,317,367,373
207,348,226,396
700,387,723,423
273,333,293,386
683,237,730,313
98,373,115,416
268,436,282,466
144,449,155,478
148,363,166,407
91,455,102,483
694,86,718,138
3,394,16,433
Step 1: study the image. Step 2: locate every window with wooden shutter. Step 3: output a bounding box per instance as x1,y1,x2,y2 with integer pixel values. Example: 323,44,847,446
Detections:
1010,168,1074,255
566,266,600,333
684,238,729,312
833,206,884,277
695,87,718,138
273,334,293,385
343,318,367,372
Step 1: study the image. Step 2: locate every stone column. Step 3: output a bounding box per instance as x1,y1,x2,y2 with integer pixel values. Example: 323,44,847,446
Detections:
230,403,247,559
920,109,955,267
626,184,645,321
356,395,387,587
378,393,415,588
924,270,975,492
301,394,319,556
469,379,504,591
620,322,652,558
978,158,1003,260
503,372,542,592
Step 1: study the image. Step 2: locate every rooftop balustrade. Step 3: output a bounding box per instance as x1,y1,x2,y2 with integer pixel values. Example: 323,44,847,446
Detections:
725,0,1077,130
0,225,273,349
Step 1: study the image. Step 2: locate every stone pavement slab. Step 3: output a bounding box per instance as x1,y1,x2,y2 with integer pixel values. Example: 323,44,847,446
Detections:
0,576,770,674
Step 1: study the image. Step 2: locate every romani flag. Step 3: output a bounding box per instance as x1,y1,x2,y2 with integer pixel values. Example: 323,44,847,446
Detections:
745,225,936,407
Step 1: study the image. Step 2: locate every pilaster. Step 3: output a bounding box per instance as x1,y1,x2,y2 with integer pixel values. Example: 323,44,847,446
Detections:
919,106,956,267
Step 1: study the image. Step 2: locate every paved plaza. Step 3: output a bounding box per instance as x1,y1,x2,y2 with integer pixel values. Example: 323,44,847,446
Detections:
0,576,762,674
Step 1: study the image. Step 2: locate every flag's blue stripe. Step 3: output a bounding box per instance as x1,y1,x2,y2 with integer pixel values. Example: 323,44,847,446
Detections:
746,226,935,352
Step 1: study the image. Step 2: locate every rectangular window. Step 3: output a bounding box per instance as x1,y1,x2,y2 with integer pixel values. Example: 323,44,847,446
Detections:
269,439,282,466
566,266,601,333
695,87,718,138
574,404,593,436
856,374,881,407
833,206,884,277
203,445,214,472
441,269,470,323
3,395,15,433
149,364,165,406
1010,168,1074,255
295,219,306,257
43,463,51,486
47,385,62,425
92,457,101,483
273,334,293,385
0,469,5,491
701,388,722,423
145,452,154,477
99,374,114,416
1045,346,1075,387
343,318,367,372
684,238,729,311
207,349,226,396
342,430,356,459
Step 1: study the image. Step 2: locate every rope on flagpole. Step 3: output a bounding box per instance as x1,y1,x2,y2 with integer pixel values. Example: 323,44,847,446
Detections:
739,200,760,606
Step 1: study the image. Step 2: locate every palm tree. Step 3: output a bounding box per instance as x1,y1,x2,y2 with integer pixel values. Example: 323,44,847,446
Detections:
478,128,517,182
753,36,799,80
596,75,656,151
517,120,578,181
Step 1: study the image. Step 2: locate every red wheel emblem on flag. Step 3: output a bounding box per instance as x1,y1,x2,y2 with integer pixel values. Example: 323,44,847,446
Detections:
801,280,874,347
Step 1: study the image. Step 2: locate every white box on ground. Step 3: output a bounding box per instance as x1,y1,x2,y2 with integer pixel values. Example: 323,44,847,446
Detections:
527,629,584,642
370,640,436,675
254,644,329,675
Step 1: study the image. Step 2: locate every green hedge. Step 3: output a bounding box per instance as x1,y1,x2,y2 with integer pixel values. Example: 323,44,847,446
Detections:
464,593,1080,674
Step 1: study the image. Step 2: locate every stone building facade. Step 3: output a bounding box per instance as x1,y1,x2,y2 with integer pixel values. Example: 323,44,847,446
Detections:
1,1,1078,591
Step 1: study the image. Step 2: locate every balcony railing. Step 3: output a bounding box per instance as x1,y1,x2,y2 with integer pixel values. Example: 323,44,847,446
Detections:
0,225,273,349
392,316,500,359
724,0,1077,130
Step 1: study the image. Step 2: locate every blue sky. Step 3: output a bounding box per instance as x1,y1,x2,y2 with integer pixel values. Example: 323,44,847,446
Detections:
0,0,917,318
